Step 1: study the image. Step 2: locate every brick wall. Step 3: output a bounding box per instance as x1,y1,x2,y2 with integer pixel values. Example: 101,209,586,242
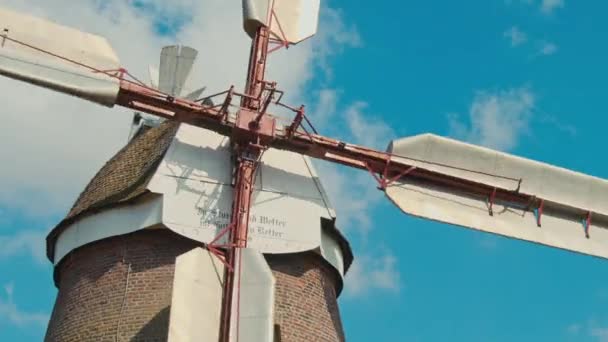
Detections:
45,229,345,342
267,253,346,342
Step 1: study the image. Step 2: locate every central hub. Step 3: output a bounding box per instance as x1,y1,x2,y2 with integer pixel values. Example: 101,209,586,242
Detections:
233,108,276,144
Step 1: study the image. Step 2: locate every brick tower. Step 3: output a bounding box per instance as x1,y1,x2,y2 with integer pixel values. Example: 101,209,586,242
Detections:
43,121,353,342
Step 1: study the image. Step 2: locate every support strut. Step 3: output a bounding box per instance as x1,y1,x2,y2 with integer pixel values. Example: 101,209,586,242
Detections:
218,25,270,342
218,145,262,342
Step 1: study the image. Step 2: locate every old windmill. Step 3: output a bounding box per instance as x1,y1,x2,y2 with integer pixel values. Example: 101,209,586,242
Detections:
1,1,607,342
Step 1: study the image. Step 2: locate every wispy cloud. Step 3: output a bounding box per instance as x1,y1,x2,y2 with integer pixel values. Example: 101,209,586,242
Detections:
345,253,401,296
345,102,395,150
0,283,49,327
313,7,362,81
0,230,48,264
504,26,528,47
567,323,582,335
507,0,564,14
539,41,558,55
311,89,395,238
478,235,501,250
564,319,608,342
448,87,535,151
315,161,381,238
541,0,565,14
592,327,608,342
310,89,402,297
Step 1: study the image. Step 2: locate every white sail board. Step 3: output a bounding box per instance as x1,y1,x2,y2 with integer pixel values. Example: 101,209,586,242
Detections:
242,0,320,44
386,134,608,259
0,7,120,106
168,247,225,342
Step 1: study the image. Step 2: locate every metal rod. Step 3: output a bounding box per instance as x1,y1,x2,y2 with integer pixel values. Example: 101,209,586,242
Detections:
218,25,270,342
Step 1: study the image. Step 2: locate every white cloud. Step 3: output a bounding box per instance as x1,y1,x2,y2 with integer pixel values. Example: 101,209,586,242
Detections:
0,283,49,327
310,89,395,149
310,88,339,126
308,89,402,297
508,0,564,14
310,89,394,238
478,235,500,250
345,102,395,150
541,0,565,14
345,253,400,296
504,26,528,47
316,161,381,238
563,318,608,341
0,230,47,264
539,41,558,55
312,8,362,81
567,323,582,335
592,328,608,342
448,87,535,151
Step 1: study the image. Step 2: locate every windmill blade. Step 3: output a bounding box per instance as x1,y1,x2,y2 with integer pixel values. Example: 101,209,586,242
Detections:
230,248,275,342
242,0,320,44
158,45,197,97
168,247,224,342
184,86,206,101
148,64,159,89
385,134,608,259
0,7,120,107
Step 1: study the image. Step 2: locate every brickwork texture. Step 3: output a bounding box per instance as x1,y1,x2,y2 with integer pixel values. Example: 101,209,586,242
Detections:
45,229,345,342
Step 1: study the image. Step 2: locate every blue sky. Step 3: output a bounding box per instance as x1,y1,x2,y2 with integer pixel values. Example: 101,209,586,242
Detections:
2,0,608,341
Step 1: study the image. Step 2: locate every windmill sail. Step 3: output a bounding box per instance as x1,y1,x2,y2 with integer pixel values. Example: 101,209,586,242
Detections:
184,86,206,101
242,0,320,44
0,7,120,106
159,45,197,97
169,247,225,342
230,248,275,342
386,134,608,259
129,45,207,141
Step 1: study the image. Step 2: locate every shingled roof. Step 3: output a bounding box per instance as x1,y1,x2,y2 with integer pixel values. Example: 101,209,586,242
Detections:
46,121,353,274
46,121,180,260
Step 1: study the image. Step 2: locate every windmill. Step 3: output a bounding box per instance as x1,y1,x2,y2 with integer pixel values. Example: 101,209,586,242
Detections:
128,45,211,141
0,1,607,342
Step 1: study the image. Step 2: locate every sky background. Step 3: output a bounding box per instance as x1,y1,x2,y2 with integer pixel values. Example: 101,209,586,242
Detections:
1,0,608,341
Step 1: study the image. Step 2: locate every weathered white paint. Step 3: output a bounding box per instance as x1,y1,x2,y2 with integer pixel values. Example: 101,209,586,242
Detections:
242,0,320,44
0,7,120,106
230,248,275,342
147,124,336,254
53,122,347,280
320,228,345,276
53,195,163,265
158,45,197,97
131,45,200,137
168,247,224,342
386,134,608,259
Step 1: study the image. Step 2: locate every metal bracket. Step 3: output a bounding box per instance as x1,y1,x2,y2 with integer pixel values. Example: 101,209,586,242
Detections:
206,223,237,272
207,246,233,272
584,211,592,239
219,86,234,122
535,199,544,227
1,28,8,47
488,188,497,216
365,161,417,191
267,9,291,53
286,105,305,138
